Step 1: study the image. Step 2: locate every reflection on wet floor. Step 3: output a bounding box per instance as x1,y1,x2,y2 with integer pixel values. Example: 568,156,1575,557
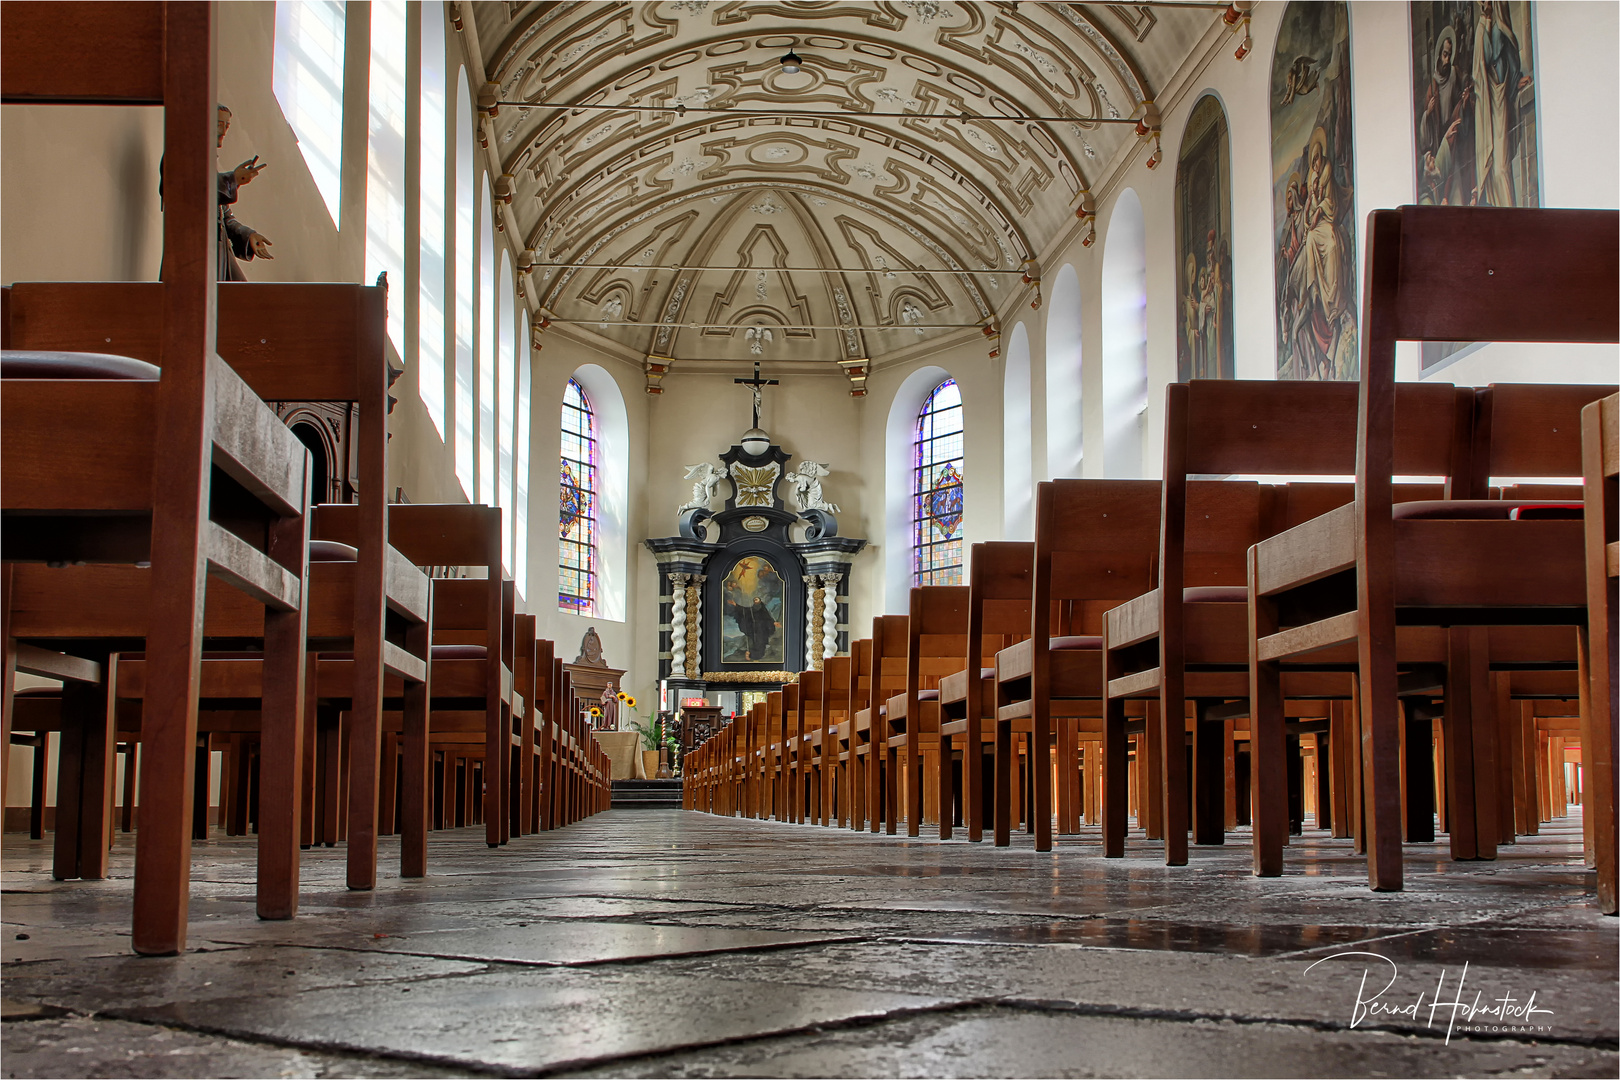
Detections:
1,809,1614,1079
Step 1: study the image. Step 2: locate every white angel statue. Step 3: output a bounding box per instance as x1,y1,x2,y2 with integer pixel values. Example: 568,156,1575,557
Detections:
678,462,728,513
788,460,839,514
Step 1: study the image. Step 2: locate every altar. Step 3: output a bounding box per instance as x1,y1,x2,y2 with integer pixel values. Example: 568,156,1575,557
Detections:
644,368,866,703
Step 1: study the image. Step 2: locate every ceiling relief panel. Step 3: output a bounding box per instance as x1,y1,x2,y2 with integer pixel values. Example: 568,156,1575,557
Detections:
471,0,1221,369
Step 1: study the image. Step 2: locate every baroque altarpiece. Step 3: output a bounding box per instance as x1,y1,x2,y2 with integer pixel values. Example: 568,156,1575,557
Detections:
644,429,864,708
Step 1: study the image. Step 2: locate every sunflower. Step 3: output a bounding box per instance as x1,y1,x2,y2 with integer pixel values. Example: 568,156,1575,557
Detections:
624,695,637,708
589,706,602,717
616,690,628,702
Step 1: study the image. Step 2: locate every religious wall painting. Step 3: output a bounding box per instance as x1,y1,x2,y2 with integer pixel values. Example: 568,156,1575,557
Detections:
1270,1,1358,382
1411,0,1540,370
720,555,785,665
1175,94,1235,382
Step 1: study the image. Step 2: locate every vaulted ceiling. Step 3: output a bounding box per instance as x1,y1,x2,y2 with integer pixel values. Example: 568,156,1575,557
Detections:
466,1,1224,377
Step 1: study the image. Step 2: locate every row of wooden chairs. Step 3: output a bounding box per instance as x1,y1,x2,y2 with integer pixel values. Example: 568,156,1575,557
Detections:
686,205,1618,914
0,2,608,956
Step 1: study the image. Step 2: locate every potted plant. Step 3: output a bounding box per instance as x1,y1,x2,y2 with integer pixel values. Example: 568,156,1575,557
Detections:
624,697,679,780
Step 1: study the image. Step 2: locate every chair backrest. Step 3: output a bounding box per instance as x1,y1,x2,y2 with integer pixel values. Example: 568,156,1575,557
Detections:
823,654,852,728
908,586,970,693
967,540,1034,655
868,615,909,703
1473,382,1620,490
1361,206,1619,511
1171,379,1467,481
849,639,873,715
1035,480,1161,641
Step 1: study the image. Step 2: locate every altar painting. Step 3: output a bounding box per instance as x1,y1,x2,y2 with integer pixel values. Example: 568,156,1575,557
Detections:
720,555,785,664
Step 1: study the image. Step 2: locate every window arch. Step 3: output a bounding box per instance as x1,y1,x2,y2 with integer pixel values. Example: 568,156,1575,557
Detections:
452,70,475,497
477,184,495,506
913,378,965,586
559,378,597,613
1101,188,1148,478
416,2,448,438
497,251,515,571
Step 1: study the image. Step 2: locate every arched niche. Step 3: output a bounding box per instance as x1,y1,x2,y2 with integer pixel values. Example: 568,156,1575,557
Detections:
1044,263,1083,480
568,363,629,622
883,364,952,615
1101,188,1148,479
1003,322,1033,541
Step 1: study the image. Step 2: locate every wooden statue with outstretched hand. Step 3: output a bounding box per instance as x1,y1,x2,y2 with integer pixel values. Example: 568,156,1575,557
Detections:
159,104,275,281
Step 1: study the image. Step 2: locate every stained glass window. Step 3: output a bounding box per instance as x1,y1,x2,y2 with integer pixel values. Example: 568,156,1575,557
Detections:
913,378,964,586
559,378,597,612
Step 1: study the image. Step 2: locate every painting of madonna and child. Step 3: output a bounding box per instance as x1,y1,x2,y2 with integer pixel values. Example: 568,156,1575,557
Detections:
1270,0,1358,383
721,556,785,665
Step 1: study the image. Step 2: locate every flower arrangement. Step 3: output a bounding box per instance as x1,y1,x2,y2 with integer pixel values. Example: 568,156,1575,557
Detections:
625,698,678,753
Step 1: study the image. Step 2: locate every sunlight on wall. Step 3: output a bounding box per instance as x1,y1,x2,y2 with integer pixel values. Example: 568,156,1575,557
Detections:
272,0,345,227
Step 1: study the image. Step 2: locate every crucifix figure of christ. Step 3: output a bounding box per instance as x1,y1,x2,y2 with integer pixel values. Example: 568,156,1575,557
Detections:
734,361,778,430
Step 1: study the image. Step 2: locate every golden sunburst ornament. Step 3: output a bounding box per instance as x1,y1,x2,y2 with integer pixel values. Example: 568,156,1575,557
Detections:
731,463,779,507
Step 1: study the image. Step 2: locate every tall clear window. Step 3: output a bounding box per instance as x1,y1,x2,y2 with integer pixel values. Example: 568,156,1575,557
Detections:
559,379,598,613
478,187,495,506
417,2,448,438
497,253,516,570
365,0,406,353
453,71,475,498
272,0,346,227
913,378,964,586
514,314,532,600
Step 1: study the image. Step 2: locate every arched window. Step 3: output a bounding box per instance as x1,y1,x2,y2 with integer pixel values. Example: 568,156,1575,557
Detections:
478,185,495,506
514,312,531,600
452,70,475,497
913,378,964,586
364,0,406,353
416,2,448,438
497,252,515,571
559,378,597,613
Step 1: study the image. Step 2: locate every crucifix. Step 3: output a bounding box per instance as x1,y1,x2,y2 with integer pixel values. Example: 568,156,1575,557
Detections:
733,360,778,429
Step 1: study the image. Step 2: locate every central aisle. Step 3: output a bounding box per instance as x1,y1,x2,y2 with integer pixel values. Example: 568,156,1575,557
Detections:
2,811,1613,1078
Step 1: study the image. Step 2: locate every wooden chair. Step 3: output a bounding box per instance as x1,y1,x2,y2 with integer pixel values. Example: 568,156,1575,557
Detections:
1582,393,1618,914
15,282,429,888
1102,377,1468,867
1,3,320,955
938,542,1033,842
1248,205,1619,890
815,655,852,826
996,481,1161,851
855,617,908,834
317,503,513,853
886,587,968,837
843,638,874,830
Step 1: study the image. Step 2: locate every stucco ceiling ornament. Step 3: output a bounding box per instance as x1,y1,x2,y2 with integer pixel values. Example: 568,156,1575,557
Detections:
472,0,1212,369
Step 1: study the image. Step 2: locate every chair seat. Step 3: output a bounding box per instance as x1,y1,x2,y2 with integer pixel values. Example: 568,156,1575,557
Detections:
309,540,359,562
1,349,161,381
1183,586,1247,603
1391,499,1581,521
1051,635,1103,650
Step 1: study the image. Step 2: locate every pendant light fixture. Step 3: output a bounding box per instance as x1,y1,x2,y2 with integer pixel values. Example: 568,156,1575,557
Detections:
778,49,802,74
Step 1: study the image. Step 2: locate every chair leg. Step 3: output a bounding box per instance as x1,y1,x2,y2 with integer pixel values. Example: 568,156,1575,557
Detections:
120,740,138,833
1403,703,1436,843
1577,624,1617,913
1192,702,1225,846
192,737,212,841
993,721,1013,847
256,581,308,921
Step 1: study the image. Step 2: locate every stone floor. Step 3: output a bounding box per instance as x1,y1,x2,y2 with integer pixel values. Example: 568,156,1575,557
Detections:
2,810,1615,1078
